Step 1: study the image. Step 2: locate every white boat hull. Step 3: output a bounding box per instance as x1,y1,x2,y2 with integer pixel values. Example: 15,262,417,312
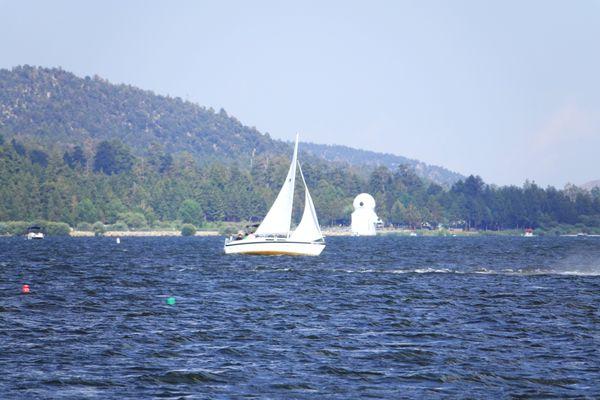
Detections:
27,232,44,240
224,237,325,256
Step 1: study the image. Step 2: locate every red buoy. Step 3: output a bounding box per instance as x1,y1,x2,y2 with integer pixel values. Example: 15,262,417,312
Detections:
22,284,30,294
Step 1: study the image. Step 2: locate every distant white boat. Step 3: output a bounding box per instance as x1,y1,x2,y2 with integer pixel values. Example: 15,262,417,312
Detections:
224,135,325,256
523,228,535,237
26,226,44,240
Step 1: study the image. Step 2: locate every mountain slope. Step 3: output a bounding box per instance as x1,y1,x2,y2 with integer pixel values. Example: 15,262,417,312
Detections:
0,65,462,185
581,179,600,191
0,65,286,163
302,142,463,186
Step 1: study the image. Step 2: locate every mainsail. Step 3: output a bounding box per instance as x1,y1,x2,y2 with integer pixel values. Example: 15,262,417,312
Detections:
290,164,323,241
254,135,299,236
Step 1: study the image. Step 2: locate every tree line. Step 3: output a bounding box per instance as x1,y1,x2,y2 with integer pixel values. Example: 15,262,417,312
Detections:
1,134,599,235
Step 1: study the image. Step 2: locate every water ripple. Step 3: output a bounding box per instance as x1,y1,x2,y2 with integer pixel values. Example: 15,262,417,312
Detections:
1,236,599,398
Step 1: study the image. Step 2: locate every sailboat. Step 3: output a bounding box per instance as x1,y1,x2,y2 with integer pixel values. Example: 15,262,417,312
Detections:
224,135,325,256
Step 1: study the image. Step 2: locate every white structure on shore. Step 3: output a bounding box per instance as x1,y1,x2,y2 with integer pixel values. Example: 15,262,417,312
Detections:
351,193,380,236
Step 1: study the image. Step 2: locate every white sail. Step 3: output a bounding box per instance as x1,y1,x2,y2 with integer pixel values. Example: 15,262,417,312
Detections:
255,135,299,236
290,164,323,242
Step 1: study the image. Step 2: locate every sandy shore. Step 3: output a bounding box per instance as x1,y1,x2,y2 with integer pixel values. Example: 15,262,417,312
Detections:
68,228,481,238
322,228,482,236
70,230,220,237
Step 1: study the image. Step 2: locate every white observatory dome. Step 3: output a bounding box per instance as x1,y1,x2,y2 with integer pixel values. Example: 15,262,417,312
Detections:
353,193,376,210
351,193,379,236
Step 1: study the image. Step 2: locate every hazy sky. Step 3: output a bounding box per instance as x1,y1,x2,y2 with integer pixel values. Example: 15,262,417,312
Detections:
1,0,599,187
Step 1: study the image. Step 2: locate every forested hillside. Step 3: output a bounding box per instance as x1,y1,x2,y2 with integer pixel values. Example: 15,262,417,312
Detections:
302,143,463,186
0,65,461,184
1,65,599,235
1,135,599,235
0,66,287,164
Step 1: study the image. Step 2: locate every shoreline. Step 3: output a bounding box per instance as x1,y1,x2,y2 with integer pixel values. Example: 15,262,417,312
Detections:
70,230,220,237
323,229,481,237
62,228,480,237
2,228,597,238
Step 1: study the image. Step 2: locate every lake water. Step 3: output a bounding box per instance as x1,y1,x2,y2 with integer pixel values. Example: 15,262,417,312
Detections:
1,236,599,398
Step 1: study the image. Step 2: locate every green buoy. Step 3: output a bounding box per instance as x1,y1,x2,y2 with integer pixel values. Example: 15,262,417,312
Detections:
166,297,176,305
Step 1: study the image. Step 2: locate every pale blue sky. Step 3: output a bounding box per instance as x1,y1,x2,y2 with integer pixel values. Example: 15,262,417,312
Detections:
1,0,599,187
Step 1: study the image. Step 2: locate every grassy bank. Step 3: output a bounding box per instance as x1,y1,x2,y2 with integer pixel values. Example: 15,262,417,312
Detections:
2,219,599,238
70,230,219,237
0,219,229,237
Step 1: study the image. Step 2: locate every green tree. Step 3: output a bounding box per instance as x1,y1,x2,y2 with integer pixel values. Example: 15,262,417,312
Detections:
178,199,204,226
11,139,26,156
202,185,225,221
103,199,127,224
93,140,135,175
117,212,147,229
63,145,87,169
405,204,422,229
390,200,406,226
148,143,173,173
75,198,99,223
29,149,49,167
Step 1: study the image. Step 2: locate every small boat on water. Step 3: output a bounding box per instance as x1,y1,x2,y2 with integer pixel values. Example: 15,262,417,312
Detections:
26,226,44,240
224,135,325,256
523,228,535,237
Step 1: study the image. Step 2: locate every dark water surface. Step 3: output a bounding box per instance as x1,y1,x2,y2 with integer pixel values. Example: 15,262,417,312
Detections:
1,236,599,398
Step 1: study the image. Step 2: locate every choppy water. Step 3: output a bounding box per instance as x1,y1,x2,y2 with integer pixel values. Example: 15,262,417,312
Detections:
1,236,599,398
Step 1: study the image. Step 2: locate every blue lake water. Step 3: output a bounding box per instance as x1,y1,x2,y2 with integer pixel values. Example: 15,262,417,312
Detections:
1,236,599,398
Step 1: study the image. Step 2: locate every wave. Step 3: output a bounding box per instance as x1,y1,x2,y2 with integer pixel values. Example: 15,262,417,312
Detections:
142,369,229,385
338,267,600,276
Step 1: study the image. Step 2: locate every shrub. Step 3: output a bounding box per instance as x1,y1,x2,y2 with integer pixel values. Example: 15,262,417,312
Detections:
6,221,30,235
93,221,106,236
220,225,238,236
181,224,196,237
110,221,129,231
173,220,184,230
156,220,175,230
76,222,93,231
45,222,71,236
117,212,147,230
0,220,70,236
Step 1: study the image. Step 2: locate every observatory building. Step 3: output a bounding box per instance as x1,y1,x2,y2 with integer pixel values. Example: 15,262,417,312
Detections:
351,193,380,236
